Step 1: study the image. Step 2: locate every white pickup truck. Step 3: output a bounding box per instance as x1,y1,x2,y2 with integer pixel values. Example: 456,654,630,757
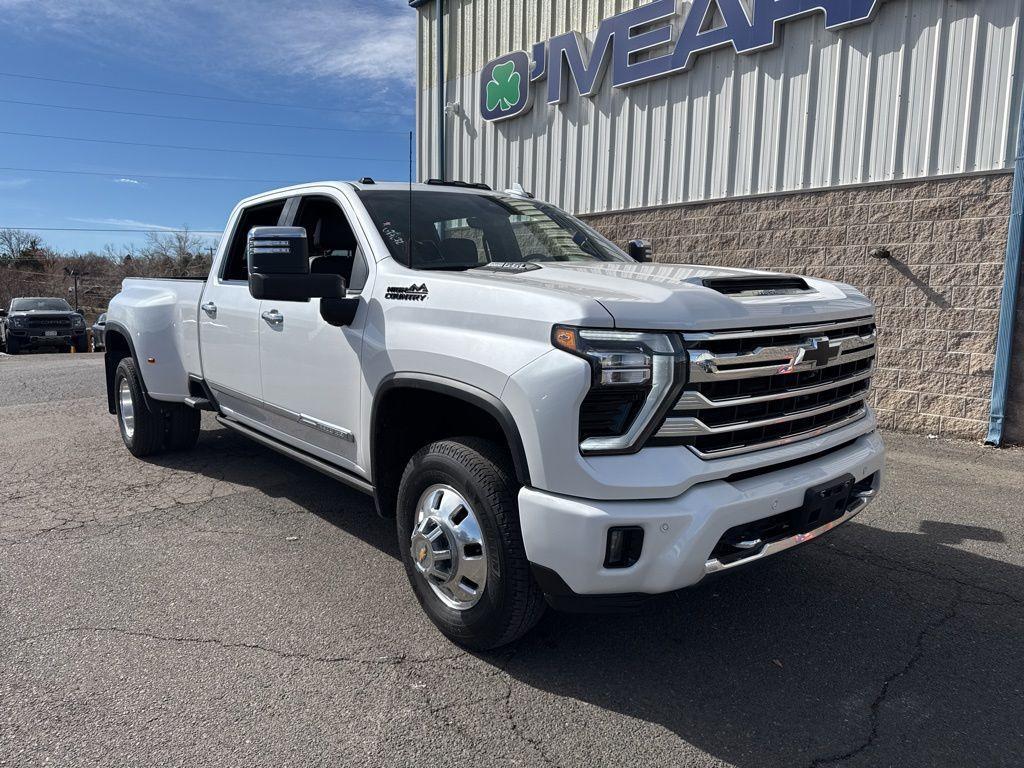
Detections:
105,179,884,648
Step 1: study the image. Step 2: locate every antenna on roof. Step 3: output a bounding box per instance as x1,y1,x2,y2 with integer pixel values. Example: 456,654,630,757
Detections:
408,130,414,267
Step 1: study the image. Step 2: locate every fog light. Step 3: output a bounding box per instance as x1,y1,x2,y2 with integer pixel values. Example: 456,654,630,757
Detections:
604,526,644,569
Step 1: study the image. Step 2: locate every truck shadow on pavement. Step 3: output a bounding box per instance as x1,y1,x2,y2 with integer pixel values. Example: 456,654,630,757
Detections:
146,421,398,555
494,520,1023,767
152,424,1023,767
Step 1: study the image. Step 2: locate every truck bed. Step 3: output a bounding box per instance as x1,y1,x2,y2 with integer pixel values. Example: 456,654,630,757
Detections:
107,278,205,401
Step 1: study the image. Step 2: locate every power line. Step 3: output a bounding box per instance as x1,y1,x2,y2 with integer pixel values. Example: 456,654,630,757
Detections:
2,227,222,234
0,267,68,278
0,267,126,280
0,70,407,118
0,98,409,135
0,130,405,163
0,166,295,184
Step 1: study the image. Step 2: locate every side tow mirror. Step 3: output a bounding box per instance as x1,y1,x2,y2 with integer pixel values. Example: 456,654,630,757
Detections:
0,309,7,318
247,226,344,301
628,239,652,263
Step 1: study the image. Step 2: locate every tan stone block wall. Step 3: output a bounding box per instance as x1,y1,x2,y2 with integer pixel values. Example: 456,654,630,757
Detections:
583,173,1020,443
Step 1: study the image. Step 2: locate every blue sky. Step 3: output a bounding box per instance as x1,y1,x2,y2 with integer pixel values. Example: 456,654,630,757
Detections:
0,0,417,253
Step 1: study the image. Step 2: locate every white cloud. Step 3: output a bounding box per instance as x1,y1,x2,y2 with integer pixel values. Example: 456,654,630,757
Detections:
67,218,222,235
114,178,141,185
243,5,417,83
69,217,177,231
0,0,417,92
0,178,31,189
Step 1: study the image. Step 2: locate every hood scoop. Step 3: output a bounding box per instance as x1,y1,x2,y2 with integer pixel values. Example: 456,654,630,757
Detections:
477,261,543,274
700,275,812,297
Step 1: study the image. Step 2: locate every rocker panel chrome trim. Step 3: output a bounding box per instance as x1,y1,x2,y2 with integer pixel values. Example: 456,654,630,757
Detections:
216,415,373,495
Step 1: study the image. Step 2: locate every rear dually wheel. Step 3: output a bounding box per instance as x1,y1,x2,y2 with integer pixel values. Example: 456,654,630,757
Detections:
114,357,164,457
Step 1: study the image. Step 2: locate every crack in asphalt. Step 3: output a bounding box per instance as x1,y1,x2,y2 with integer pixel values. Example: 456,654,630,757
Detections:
801,525,1023,767
807,593,961,767
830,541,1023,606
4,626,467,668
495,646,560,767
0,489,319,547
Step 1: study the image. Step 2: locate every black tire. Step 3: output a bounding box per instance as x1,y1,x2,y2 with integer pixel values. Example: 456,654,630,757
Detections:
396,438,545,650
4,336,17,355
114,357,164,457
165,403,201,451
73,336,88,353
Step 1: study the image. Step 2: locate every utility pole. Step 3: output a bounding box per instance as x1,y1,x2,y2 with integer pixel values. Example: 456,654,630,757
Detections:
63,267,86,311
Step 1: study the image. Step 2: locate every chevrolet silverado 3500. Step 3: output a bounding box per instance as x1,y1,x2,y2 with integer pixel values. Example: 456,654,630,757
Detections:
104,180,884,648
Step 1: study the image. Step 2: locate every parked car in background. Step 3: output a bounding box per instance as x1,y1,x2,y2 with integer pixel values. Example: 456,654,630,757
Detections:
91,313,108,351
0,297,89,354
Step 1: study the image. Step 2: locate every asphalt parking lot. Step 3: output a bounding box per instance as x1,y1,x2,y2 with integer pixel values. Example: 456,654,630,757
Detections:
1,353,1022,767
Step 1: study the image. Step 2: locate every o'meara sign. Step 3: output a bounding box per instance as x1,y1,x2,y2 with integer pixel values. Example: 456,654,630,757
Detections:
481,0,884,122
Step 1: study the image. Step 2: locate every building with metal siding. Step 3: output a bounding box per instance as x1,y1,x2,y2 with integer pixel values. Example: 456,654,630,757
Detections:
413,0,1024,443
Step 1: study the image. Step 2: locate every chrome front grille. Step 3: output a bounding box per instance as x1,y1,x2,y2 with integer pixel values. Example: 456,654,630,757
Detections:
654,317,876,458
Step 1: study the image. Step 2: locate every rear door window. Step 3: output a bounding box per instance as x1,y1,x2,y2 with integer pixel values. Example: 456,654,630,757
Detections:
286,195,369,291
221,200,288,281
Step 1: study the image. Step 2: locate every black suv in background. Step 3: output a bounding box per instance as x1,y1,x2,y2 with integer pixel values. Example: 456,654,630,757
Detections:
0,297,89,354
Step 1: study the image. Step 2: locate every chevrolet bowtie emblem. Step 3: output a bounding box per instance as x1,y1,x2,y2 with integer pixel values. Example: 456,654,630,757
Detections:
781,336,841,373
417,546,429,563
790,337,839,370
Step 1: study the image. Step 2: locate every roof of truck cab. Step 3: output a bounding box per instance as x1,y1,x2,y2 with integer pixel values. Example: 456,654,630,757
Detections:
349,181,498,195
235,180,502,206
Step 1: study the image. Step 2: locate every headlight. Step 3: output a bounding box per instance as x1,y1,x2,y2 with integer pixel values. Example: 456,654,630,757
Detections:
72,316,85,328
9,316,25,328
552,326,685,454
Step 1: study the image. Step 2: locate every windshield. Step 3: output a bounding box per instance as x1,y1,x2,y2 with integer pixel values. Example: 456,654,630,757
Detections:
357,190,632,270
11,298,72,312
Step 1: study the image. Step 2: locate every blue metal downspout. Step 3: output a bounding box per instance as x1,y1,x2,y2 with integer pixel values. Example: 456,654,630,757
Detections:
986,96,1024,446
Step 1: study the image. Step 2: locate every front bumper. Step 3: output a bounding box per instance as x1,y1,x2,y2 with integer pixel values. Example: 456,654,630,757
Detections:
519,430,885,596
8,329,85,346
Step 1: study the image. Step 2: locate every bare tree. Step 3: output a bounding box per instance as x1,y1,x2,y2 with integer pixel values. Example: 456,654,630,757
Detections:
0,227,218,319
0,228,44,264
140,227,215,277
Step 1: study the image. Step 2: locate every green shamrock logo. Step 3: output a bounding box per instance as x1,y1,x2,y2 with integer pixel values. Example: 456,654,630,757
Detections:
486,60,522,112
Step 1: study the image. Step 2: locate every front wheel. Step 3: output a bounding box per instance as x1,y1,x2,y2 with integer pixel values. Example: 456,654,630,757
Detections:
396,438,545,650
3,336,17,354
